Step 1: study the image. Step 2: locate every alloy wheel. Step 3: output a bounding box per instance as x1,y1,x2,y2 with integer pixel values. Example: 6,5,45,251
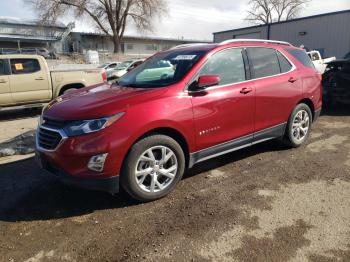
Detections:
135,146,178,193
292,109,310,141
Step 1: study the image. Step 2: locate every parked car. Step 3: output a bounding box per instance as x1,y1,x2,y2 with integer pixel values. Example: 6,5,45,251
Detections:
36,40,322,202
136,60,174,82
109,59,144,80
322,52,350,105
0,48,56,59
0,48,21,55
98,62,121,79
307,50,336,74
21,48,51,59
0,54,107,110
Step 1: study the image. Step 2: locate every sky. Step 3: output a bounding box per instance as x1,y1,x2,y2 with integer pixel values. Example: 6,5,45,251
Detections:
0,0,349,41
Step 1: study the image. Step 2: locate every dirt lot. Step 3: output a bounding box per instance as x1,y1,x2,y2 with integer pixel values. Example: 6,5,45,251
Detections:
0,107,349,262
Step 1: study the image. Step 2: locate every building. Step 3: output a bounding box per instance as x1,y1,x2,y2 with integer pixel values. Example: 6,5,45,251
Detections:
213,10,350,58
0,17,72,53
0,17,210,56
69,32,209,56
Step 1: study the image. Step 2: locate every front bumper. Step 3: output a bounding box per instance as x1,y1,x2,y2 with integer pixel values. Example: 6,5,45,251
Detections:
37,151,119,194
35,120,128,184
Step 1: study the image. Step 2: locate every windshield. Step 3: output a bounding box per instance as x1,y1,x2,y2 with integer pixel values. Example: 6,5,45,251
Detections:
117,61,133,70
98,63,109,68
118,50,207,88
344,52,350,60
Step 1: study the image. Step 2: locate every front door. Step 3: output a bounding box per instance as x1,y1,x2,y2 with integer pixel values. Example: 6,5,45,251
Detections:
190,48,255,152
0,59,12,106
8,58,51,103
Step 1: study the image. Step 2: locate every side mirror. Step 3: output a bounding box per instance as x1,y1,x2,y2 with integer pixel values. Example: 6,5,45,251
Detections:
189,75,220,92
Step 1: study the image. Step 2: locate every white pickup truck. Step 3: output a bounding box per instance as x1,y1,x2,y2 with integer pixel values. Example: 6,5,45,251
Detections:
0,54,107,110
307,50,336,74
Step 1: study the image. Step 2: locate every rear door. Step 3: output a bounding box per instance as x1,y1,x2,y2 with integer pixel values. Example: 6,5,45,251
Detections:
0,59,12,106
246,47,302,137
8,58,51,103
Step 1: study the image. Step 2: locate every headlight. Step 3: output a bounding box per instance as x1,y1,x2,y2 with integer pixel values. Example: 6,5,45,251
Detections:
63,112,125,137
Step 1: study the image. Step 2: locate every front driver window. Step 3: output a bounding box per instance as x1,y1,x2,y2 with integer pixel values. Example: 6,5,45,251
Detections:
108,64,117,69
197,48,246,85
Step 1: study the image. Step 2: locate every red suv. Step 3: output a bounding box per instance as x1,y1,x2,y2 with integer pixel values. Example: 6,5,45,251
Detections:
36,40,322,201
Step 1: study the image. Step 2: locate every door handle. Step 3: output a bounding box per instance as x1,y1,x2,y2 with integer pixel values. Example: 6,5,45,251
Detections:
35,77,45,81
240,87,253,94
288,77,298,83
0,79,7,83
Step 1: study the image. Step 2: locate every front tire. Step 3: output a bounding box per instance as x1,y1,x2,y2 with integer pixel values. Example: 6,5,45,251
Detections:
121,135,185,202
284,103,312,148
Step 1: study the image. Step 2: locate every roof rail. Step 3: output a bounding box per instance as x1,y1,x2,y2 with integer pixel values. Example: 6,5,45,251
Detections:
219,39,292,46
170,43,209,50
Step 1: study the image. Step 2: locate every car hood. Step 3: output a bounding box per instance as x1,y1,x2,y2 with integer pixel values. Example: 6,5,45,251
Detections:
44,83,166,120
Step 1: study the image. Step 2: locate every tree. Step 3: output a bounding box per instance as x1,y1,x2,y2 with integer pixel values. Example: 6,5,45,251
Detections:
246,0,311,24
27,0,167,53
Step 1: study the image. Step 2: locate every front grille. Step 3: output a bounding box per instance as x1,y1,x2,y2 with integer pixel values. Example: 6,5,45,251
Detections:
38,127,63,150
43,117,67,129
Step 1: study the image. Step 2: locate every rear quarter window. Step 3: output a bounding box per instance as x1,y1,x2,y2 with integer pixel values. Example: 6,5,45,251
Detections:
10,59,41,74
277,51,293,73
287,49,315,69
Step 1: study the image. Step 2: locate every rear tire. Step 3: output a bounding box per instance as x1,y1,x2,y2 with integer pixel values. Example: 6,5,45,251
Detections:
121,135,185,202
283,103,312,148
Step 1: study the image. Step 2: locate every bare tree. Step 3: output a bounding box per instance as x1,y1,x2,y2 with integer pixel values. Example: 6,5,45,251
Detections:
26,0,167,53
246,0,310,24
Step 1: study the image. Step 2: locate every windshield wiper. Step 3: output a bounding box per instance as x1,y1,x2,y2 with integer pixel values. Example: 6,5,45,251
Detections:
121,83,142,88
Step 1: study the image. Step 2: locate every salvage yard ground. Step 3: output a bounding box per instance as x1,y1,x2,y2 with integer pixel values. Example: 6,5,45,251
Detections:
0,106,349,262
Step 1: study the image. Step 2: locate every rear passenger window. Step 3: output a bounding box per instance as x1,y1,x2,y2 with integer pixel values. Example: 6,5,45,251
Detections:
277,51,293,73
247,47,281,78
198,48,246,85
287,49,315,69
10,59,41,74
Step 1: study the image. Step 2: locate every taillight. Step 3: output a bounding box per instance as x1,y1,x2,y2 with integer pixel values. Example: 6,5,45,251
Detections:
102,71,107,82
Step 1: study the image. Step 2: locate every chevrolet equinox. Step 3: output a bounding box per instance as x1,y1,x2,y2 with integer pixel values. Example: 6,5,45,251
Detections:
36,39,322,202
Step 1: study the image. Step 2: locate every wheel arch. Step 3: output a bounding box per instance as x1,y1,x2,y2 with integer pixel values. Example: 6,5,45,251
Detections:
297,98,315,121
124,127,191,170
58,83,86,96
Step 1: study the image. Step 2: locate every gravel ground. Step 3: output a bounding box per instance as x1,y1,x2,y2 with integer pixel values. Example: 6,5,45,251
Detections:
0,106,349,262
0,109,39,143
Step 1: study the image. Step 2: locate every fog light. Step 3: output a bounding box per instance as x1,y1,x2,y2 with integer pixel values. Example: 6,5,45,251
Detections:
88,153,108,172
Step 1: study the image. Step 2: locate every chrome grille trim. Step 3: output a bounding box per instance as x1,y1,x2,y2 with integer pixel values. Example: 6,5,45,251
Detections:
36,125,68,152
